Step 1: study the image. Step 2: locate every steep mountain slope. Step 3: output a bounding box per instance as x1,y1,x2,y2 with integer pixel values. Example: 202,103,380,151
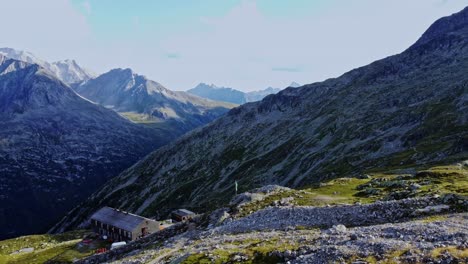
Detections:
73,70,233,136
53,7,468,231
0,47,95,85
0,55,166,239
187,83,282,104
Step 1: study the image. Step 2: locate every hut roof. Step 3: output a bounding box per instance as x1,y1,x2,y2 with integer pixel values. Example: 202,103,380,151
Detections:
90,207,156,231
172,209,195,217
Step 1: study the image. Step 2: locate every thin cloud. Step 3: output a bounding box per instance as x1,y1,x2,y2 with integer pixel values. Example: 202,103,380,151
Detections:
166,53,180,59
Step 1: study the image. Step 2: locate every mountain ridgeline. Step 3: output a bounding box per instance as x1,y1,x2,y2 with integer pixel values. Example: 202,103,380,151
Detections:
52,8,468,232
0,55,167,239
0,48,95,85
74,69,234,137
0,49,235,239
186,82,296,104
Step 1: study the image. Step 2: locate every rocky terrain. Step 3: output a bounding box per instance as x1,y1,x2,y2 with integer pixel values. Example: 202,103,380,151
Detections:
70,190,467,264
53,7,468,232
2,162,466,263
0,54,168,239
0,48,236,239
0,48,95,85
1,6,467,264
73,69,234,138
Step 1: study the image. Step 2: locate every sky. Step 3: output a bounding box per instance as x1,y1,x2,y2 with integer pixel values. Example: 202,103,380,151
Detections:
0,0,467,91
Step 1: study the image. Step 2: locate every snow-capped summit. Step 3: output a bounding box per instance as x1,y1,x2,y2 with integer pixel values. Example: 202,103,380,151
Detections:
0,47,49,67
0,47,95,85
50,59,95,85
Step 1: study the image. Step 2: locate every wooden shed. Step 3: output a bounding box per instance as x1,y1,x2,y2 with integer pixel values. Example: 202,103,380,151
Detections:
90,207,160,241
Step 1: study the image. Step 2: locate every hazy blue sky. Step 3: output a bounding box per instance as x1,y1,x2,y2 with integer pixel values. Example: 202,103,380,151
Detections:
1,0,467,91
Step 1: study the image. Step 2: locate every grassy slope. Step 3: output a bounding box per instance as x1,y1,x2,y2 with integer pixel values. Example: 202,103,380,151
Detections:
1,162,465,263
178,162,468,264
234,163,467,218
182,237,298,264
0,230,109,264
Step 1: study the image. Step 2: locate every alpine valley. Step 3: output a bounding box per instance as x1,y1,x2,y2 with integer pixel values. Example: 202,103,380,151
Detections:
54,6,467,232
0,5,467,264
73,69,234,138
0,51,232,239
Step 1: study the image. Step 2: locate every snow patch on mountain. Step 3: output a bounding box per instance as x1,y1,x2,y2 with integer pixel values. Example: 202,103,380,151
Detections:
0,47,95,85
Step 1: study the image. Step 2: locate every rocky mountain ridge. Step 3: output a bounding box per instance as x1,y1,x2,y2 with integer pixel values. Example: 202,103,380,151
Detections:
0,54,167,239
73,69,234,136
0,47,95,85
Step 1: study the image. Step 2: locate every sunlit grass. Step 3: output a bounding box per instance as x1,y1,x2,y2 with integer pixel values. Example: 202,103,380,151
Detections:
0,230,109,264
236,162,468,218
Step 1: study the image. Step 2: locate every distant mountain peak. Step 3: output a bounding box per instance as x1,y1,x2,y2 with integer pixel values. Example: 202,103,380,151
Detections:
0,55,166,239
0,47,94,85
188,82,285,104
195,82,229,90
189,83,247,104
73,68,232,124
0,56,79,113
0,47,47,66
289,81,301,88
114,67,133,72
56,58,75,64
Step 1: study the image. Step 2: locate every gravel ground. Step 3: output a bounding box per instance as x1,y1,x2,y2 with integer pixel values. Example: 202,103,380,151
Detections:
77,195,467,264
213,195,466,234
106,215,467,263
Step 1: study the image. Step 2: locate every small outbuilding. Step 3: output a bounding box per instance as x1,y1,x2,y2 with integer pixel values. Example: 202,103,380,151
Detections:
90,207,160,241
171,209,196,222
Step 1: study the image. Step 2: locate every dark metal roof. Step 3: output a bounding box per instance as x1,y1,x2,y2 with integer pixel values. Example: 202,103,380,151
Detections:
90,207,156,231
172,209,195,217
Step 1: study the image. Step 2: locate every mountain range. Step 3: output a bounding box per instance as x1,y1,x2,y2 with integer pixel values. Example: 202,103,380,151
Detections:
0,51,232,239
0,47,95,85
52,6,468,232
0,53,169,239
73,69,234,137
187,82,300,104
